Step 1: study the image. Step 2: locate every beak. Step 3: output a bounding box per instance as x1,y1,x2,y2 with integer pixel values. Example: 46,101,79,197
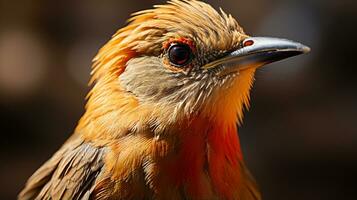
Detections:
203,37,310,75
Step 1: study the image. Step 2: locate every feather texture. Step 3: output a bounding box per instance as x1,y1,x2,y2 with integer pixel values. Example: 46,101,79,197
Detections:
19,138,105,200
19,1,262,199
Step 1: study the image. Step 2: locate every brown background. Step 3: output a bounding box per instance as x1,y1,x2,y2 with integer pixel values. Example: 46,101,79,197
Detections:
1,0,356,199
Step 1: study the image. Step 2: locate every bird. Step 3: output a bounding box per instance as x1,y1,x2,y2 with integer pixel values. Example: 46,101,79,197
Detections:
18,0,310,199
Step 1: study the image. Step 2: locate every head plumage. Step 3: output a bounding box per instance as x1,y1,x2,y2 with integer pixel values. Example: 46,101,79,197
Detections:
90,0,246,84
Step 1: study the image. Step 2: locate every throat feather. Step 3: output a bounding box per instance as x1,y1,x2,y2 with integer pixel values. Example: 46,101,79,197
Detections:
159,119,243,199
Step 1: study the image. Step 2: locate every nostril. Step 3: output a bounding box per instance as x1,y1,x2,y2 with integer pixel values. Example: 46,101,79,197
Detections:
243,40,254,47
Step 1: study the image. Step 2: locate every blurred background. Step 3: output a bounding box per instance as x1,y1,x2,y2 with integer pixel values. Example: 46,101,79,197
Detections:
0,0,356,199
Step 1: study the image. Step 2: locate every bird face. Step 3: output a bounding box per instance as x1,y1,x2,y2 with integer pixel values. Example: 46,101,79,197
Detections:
87,0,309,133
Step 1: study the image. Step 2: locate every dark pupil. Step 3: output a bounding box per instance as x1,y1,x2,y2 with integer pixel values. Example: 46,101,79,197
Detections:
169,44,191,66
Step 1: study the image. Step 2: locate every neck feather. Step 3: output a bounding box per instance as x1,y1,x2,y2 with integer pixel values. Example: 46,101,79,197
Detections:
157,117,244,199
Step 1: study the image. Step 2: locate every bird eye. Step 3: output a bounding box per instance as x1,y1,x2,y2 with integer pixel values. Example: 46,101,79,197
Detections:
168,44,192,67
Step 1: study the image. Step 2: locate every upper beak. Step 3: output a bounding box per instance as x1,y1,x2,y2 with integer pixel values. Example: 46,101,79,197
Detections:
203,37,310,75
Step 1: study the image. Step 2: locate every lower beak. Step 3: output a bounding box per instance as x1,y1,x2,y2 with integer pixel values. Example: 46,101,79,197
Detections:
203,37,310,75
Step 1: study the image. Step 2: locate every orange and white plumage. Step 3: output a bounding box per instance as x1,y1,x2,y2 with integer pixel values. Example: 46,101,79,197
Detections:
19,0,310,199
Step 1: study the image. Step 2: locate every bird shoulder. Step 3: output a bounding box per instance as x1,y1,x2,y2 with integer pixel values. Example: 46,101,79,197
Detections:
18,136,106,200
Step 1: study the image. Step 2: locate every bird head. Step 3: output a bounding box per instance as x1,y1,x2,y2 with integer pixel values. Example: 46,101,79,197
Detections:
79,0,309,137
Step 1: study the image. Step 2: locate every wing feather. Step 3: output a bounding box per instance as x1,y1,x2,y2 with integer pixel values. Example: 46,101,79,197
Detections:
18,138,105,200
